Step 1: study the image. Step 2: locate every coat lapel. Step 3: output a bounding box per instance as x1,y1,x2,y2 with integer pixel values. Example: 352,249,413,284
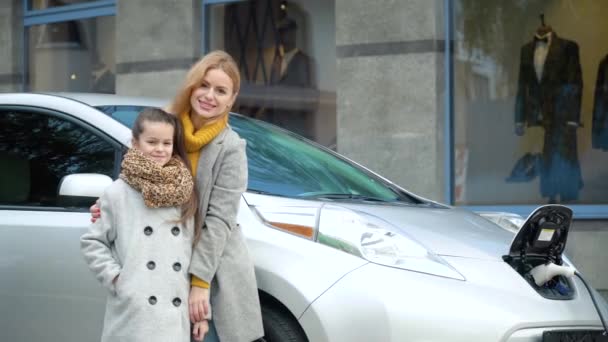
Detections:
195,127,229,218
540,33,560,84
523,43,538,85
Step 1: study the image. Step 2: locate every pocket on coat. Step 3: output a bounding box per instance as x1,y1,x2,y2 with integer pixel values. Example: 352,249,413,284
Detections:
112,273,122,296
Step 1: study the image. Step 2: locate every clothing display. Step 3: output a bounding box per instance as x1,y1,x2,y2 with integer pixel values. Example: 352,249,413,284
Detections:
592,54,608,150
270,48,312,87
506,153,542,183
514,31,583,201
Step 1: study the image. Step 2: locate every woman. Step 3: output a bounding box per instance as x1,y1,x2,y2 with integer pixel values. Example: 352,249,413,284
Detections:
92,51,264,342
170,50,264,342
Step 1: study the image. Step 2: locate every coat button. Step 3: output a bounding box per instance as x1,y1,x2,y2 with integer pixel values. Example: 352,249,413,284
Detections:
172,262,181,272
147,261,156,270
148,296,157,305
171,226,180,236
172,297,182,307
144,226,153,236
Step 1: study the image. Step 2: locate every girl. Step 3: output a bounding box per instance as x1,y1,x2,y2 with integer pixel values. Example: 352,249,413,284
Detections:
81,108,209,342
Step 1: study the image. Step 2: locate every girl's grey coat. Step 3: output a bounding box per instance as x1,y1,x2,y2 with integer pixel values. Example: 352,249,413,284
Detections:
80,179,194,342
190,126,264,342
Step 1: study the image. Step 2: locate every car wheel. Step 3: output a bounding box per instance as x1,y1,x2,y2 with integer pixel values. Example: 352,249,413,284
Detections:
262,304,308,342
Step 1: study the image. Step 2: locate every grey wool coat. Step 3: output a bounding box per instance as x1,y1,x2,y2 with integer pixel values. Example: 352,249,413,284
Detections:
190,126,264,342
80,179,195,342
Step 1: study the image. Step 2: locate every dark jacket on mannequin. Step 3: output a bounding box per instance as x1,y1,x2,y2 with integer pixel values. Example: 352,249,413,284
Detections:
592,54,608,150
514,33,582,129
513,32,583,201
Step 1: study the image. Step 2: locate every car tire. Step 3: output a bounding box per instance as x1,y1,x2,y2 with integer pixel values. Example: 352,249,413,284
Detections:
262,304,308,342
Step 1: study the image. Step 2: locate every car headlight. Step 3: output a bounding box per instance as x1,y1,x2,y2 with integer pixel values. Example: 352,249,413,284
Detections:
317,205,465,280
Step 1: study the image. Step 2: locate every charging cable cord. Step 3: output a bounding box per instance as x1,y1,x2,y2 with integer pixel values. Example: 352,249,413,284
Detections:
575,271,608,336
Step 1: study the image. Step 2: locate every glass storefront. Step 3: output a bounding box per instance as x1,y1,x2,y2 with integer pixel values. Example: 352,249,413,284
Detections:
205,0,336,147
453,0,608,206
27,15,115,93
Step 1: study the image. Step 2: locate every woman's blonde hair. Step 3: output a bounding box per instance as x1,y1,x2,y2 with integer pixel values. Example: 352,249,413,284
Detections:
167,50,241,116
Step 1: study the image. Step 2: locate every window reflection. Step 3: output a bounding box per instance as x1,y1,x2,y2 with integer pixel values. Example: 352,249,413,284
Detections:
229,115,407,202
29,0,97,10
454,0,608,205
0,111,116,207
207,0,336,147
27,15,115,93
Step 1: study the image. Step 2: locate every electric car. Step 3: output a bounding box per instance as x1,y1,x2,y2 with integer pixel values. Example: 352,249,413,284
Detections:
0,93,606,342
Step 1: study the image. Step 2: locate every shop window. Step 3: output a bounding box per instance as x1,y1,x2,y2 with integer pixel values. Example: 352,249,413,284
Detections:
29,0,98,10
27,15,115,93
205,0,336,147
453,1,608,205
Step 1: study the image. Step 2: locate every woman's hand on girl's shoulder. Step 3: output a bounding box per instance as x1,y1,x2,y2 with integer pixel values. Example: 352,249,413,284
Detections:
90,199,101,223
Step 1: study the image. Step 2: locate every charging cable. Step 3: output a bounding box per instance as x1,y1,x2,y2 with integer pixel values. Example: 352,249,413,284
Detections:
575,271,608,336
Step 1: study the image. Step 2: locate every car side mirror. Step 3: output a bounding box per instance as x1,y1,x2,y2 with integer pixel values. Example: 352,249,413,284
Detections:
58,173,113,207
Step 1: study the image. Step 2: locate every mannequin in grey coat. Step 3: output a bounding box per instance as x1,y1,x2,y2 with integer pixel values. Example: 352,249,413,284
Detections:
81,179,195,342
190,125,264,342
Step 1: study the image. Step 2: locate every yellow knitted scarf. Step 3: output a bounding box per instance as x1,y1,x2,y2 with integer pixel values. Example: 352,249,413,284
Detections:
179,111,228,175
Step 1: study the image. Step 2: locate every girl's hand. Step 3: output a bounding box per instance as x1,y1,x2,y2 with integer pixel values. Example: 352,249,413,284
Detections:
192,320,209,342
90,200,101,223
189,286,210,322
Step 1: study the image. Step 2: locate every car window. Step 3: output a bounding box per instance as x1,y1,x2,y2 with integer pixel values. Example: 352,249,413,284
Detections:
94,105,419,203
0,109,118,208
96,105,143,127
229,116,419,203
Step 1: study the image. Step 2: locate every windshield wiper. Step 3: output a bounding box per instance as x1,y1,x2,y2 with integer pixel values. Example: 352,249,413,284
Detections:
247,189,279,196
299,193,395,202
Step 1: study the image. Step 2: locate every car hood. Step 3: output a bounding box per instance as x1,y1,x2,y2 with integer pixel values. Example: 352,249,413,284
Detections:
333,203,515,261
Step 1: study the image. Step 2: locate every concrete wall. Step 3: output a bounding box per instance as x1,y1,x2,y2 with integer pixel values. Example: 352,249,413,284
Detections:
0,0,22,92
115,0,201,100
335,0,446,202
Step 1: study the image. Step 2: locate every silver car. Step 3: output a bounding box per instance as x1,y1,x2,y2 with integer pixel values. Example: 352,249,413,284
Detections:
0,93,606,342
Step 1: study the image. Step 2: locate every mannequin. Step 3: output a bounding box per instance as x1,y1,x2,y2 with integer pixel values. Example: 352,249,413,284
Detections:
513,15,583,202
267,15,314,138
270,17,311,88
592,54,608,150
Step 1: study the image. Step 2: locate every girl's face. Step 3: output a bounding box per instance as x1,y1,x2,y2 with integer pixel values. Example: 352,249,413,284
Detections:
189,68,237,125
132,121,174,166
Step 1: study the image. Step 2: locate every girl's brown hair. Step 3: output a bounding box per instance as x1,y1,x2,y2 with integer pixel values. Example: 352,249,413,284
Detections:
132,108,200,235
167,50,241,116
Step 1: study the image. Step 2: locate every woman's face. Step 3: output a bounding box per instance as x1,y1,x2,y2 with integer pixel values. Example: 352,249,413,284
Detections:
189,68,237,124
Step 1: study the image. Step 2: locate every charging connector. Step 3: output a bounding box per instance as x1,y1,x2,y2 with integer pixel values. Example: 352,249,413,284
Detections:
574,271,608,336
529,262,575,287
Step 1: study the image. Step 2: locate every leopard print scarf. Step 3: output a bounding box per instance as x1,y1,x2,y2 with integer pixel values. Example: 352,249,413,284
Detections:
120,148,194,208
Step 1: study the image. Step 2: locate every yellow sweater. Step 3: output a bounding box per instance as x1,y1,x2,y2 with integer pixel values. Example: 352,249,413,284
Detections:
180,111,228,289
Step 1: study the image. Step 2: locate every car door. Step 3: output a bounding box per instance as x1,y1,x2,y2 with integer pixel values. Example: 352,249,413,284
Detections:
0,106,123,342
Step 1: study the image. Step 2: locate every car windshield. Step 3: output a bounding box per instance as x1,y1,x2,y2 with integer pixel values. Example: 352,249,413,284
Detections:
96,105,421,204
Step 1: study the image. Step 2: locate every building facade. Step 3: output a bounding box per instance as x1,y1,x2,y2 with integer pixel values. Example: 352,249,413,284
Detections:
1,0,607,296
